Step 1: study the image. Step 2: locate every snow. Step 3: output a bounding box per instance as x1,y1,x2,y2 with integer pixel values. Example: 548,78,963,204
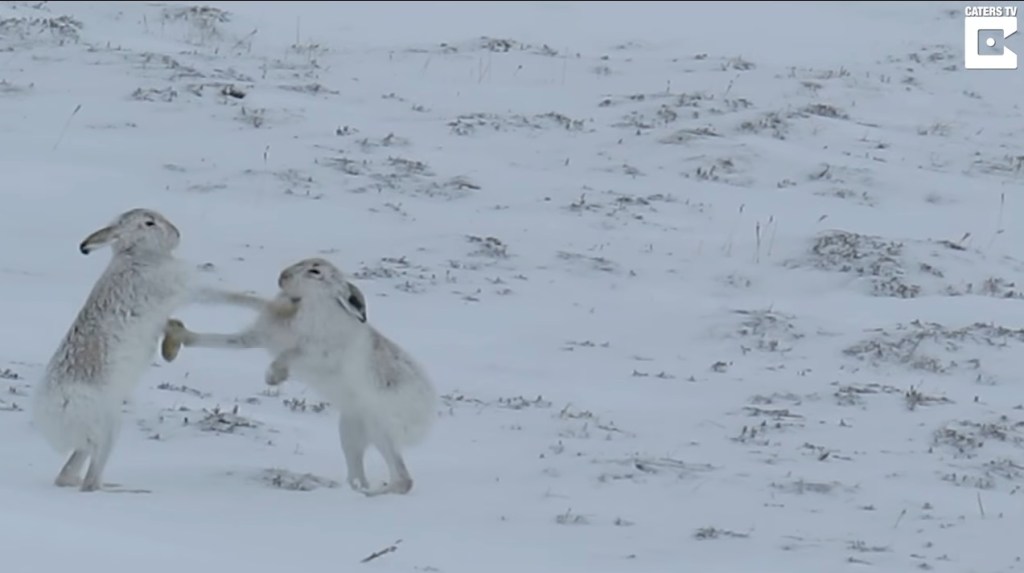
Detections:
1,1,1023,571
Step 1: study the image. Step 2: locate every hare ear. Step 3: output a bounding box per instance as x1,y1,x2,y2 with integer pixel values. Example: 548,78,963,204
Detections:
334,281,366,323
348,282,367,322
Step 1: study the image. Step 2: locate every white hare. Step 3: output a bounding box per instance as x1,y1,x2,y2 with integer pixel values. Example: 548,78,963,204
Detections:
32,208,192,492
162,258,436,495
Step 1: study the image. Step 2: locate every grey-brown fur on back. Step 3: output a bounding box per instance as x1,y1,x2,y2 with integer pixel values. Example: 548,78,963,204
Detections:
371,330,427,391
49,257,186,386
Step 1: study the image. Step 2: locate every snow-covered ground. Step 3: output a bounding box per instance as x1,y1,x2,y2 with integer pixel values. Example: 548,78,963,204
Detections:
1,1,1023,571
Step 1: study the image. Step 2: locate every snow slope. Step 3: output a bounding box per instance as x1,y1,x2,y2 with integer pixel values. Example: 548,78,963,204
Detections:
1,1,1023,571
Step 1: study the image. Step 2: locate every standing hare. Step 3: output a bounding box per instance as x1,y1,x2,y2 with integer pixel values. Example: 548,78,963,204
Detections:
163,258,436,495
32,208,191,492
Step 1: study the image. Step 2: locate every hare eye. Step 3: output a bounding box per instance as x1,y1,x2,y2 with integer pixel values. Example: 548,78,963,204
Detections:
307,268,321,276
144,221,156,227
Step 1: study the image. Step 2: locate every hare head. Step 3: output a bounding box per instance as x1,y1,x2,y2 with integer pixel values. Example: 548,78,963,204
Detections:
278,258,367,323
79,208,181,256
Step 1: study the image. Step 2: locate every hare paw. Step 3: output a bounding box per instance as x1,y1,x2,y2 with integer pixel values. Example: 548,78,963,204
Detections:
265,360,290,386
160,319,187,362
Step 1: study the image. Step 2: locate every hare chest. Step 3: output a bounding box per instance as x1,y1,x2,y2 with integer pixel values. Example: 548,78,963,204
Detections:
289,315,376,404
102,263,191,394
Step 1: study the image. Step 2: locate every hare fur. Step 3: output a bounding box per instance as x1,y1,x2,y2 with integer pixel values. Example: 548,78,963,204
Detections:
162,258,436,495
32,208,192,492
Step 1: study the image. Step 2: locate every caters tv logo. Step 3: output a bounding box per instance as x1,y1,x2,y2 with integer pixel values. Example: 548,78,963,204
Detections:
964,5,1019,70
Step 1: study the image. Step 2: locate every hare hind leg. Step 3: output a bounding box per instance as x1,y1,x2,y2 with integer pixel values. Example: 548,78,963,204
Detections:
80,447,111,492
338,412,370,491
79,422,118,493
54,449,87,487
362,424,413,496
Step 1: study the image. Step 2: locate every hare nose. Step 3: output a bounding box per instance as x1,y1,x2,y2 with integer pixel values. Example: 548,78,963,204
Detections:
278,269,292,287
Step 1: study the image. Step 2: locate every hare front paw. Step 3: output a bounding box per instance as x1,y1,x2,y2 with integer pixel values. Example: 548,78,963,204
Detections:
161,318,187,362
265,358,290,386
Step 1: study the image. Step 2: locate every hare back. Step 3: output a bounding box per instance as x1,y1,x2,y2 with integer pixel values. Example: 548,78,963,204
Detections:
367,331,437,446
